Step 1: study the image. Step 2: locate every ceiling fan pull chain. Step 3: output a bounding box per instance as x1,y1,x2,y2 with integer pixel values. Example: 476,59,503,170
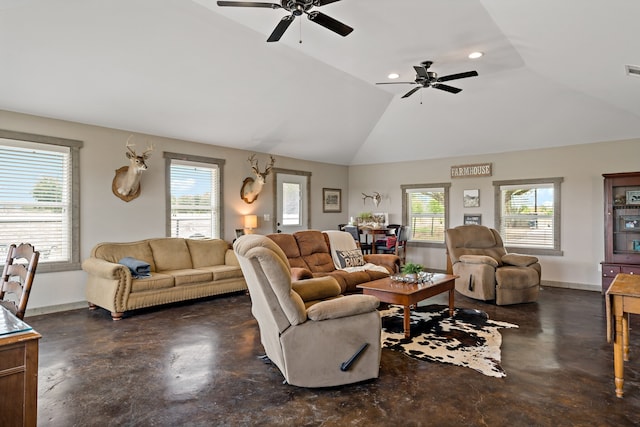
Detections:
299,18,302,44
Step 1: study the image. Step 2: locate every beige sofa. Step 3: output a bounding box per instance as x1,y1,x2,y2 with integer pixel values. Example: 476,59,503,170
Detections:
82,238,247,320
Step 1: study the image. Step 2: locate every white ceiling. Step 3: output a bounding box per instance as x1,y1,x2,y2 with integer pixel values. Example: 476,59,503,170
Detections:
1,0,639,165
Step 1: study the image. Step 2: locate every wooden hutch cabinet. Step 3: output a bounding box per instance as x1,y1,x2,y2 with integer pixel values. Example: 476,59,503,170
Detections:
602,172,640,293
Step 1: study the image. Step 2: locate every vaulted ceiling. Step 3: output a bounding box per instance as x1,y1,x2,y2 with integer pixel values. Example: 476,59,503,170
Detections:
1,0,639,165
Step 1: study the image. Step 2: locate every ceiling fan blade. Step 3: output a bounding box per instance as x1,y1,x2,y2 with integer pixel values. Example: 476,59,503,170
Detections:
306,11,353,37
437,70,478,82
433,84,462,94
413,65,429,79
375,82,416,85
267,15,295,42
217,1,281,8
315,0,342,5
401,87,421,98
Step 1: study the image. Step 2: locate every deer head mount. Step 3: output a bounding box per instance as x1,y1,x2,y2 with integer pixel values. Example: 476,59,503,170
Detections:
241,154,275,204
112,137,154,202
362,192,382,207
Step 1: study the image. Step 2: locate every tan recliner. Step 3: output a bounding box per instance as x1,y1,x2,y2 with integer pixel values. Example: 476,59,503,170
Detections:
445,225,541,305
233,234,382,387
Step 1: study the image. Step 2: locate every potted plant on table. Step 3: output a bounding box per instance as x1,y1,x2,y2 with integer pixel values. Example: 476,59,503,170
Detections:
402,263,423,281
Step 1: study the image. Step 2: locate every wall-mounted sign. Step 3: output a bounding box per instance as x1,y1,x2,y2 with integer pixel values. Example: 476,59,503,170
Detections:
450,163,492,178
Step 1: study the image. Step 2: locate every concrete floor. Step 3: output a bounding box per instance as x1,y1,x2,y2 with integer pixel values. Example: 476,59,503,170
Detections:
26,286,640,426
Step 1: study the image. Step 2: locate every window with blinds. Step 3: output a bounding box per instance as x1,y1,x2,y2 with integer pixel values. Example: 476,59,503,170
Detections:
402,184,449,244
0,134,81,271
168,157,222,239
495,178,563,255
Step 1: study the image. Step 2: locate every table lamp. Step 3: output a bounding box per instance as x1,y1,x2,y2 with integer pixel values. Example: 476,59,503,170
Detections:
244,214,258,234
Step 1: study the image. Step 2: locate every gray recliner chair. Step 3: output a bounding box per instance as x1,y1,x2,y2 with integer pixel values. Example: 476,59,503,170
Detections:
445,225,541,305
233,234,382,387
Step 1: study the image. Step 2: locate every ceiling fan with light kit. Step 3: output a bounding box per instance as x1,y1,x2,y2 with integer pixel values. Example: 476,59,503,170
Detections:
377,60,479,98
216,0,353,42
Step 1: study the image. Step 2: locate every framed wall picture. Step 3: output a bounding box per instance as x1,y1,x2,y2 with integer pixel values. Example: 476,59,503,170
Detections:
235,229,245,238
464,214,482,225
323,188,342,213
463,189,480,208
627,190,640,205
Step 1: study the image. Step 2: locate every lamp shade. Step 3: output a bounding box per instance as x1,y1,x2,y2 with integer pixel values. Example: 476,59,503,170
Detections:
244,214,258,230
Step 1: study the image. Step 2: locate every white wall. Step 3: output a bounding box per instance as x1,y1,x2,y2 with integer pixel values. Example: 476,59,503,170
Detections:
348,139,640,291
0,110,350,312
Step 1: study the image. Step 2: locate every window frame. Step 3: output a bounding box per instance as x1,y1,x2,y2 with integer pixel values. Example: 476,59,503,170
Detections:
401,183,450,248
164,152,225,239
493,177,563,256
0,129,82,273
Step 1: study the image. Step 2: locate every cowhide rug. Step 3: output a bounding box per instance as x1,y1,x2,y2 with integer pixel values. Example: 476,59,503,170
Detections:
380,304,518,378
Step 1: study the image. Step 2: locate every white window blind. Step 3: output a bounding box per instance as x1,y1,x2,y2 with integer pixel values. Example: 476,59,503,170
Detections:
406,187,446,243
498,183,555,249
170,159,220,239
282,182,301,226
0,140,72,263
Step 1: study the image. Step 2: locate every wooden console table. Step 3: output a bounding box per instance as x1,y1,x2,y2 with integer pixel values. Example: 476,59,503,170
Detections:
606,273,640,398
0,306,40,426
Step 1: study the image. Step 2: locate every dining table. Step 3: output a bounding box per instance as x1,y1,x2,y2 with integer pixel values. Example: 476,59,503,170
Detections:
359,226,389,254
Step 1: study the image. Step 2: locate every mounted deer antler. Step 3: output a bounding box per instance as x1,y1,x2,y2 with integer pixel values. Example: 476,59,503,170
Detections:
112,136,154,202
241,154,275,204
362,192,382,207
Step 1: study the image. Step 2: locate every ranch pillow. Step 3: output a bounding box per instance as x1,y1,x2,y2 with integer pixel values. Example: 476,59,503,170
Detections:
335,249,366,268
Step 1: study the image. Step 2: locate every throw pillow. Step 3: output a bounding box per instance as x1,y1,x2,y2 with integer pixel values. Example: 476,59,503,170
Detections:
335,249,366,268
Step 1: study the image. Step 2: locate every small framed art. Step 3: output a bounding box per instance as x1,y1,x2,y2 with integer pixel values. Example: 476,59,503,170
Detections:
323,188,342,213
463,189,480,208
464,214,482,225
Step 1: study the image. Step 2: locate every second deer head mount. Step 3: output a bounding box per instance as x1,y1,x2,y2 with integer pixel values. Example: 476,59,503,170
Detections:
362,192,381,207
112,136,154,202
241,153,276,204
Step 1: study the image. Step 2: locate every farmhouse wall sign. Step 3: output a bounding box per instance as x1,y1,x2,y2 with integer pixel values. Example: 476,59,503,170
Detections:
450,163,492,178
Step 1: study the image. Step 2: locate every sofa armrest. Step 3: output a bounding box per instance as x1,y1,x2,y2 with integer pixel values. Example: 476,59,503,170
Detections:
307,295,380,321
292,276,341,302
363,254,400,273
82,257,130,280
225,249,240,266
458,254,499,268
291,267,313,281
502,253,539,267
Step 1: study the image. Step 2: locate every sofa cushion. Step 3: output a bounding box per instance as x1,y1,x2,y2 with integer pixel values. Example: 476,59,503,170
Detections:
131,272,175,293
93,241,156,272
158,269,213,286
198,265,244,281
186,239,228,268
149,238,193,271
295,230,329,256
267,234,310,270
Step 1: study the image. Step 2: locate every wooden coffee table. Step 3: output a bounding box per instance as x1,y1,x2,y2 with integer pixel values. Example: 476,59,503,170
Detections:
357,274,458,339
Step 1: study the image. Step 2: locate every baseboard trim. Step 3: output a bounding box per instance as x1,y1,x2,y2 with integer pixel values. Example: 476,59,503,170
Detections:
541,280,600,292
25,301,88,317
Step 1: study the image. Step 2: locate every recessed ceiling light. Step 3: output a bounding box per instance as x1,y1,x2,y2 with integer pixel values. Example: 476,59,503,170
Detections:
388,73,399,79
468,51,483,59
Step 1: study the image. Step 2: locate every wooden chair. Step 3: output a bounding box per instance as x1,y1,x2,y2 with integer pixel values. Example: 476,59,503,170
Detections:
375,225,408,265
0,243,40,320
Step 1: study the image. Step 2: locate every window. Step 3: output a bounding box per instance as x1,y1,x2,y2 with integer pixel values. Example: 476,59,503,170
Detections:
494,177,563,256
165,152,224,239
401,183,450,246
0,130,82,272
282,182,301,226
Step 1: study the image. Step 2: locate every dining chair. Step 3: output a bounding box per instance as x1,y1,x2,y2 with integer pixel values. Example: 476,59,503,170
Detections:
0,243,40,320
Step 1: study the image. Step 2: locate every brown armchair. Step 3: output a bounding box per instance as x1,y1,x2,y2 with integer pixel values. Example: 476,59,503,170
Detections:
445,225,541,305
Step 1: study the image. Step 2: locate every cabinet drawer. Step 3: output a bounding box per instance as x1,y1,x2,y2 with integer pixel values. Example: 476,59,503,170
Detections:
602,265,621,278
622,266,640,276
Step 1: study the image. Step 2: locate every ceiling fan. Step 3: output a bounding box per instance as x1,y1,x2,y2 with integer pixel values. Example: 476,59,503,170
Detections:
216,0,353,42
377,61,479,98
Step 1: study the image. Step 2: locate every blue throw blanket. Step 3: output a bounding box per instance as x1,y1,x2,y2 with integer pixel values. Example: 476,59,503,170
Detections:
119,257,151,279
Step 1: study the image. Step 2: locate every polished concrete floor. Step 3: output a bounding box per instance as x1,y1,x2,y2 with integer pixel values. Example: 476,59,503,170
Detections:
26,286,640,426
